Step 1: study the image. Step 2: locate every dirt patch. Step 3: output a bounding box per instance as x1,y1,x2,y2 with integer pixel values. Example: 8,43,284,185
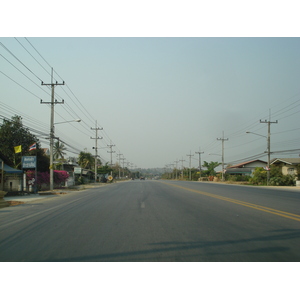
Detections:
38,192,67,195
6,200,25,207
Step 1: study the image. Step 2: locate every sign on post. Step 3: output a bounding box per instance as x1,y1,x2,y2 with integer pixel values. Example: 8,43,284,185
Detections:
22,156,36,169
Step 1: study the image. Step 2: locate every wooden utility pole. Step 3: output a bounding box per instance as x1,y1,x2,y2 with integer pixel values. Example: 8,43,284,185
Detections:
91,121,103,183
195,149,204,181
186,151,194,181
41,68,64,190
260,116,278,185
217,132,228,181
179,157,185,180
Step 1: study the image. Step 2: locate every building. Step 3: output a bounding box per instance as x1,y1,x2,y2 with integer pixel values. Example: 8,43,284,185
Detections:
270,158,300,176
225,159,267,176
0,158,23,192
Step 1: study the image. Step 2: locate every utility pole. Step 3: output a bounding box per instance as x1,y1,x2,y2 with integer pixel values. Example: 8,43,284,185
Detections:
186,151,194,181
120,156,126,178
195,149,204,181
169,163,175,179
179,157,185,180
107,143,115,174
260,113,278,185
91,121,103,183
116,152,122,179
41,68,64,190
217,132,228,181
174,159,179,180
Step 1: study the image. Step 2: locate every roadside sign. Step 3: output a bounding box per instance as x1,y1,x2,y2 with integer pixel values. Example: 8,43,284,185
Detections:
22,156,36,168
108,175,113,181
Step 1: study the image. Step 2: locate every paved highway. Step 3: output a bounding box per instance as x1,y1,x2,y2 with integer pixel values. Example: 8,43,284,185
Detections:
0,180,299,261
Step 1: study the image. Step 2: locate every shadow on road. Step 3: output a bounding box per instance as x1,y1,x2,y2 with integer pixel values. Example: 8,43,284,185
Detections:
44,228,300,262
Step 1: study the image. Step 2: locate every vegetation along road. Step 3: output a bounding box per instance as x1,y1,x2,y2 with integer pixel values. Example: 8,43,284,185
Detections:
0,180,300,262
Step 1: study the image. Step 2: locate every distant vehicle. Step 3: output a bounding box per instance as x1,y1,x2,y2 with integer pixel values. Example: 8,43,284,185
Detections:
140,177,145,180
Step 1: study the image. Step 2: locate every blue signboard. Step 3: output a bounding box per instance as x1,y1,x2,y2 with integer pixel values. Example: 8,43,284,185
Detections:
22,156,36,169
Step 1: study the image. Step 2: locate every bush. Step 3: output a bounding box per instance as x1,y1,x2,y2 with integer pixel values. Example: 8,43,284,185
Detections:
26,170,69,189
226,174,251,182
269,175,295,186
249,167,267,185
250,166,296,186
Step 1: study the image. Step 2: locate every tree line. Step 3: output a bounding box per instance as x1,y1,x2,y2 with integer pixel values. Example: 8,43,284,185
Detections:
0,115,132,181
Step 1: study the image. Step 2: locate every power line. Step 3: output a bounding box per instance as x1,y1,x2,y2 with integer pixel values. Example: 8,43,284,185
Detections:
0,70,41,99
0,41,43,82
0,53,50,96
14,37,51,77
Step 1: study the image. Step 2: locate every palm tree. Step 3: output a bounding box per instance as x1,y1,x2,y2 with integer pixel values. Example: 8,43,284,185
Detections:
53,141,67,160
78,151,94,169
202,161,221,176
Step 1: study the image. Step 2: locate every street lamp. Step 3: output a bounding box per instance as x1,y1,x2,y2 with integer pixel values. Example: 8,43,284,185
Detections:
246,131,266,139
49,119,81,190
54,119,81,125
246,131,270,185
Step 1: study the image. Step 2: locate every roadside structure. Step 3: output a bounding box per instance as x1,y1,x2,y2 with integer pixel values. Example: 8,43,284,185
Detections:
270,158,300,176
0,157,23,192
225,159,267,176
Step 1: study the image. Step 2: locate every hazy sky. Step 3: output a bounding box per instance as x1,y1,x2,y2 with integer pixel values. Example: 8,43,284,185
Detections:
1,37,300,169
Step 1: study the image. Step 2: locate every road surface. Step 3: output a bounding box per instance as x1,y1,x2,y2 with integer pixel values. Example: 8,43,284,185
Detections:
1,180,299,261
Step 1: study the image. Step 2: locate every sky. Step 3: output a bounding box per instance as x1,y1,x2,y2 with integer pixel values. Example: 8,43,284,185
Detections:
1,1,300,170
1,37,300,169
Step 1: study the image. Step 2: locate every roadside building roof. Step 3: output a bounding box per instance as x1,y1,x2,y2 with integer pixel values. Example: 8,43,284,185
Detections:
227,159,267,169
271,158,300,165
0,159,23,174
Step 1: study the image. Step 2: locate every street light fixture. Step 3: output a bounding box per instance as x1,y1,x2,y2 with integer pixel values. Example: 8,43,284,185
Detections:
49,119,81,190
246,131,266,139
54,119,81,125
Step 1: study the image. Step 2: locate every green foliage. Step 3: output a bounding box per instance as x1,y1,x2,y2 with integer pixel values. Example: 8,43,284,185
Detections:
77,176,85,185
0,115,49,171
202,161,221,176
250,166,296,186
226,174,251,182
53,141,67,160
269,175,295,186
249,167,267,185
97,163,112,175
296,164,300,180
78,151,94,169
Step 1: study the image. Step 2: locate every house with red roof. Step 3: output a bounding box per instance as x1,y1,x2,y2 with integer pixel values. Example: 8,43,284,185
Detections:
225,159,267,176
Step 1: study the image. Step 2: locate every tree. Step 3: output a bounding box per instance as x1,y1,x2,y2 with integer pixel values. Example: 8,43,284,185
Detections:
0,115,47,169
202,161,221,176
97,163,112,175
53,141,67,160
78,151,94,169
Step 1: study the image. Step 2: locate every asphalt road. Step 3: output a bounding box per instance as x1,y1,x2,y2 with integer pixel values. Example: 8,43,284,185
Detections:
1,180,300,262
